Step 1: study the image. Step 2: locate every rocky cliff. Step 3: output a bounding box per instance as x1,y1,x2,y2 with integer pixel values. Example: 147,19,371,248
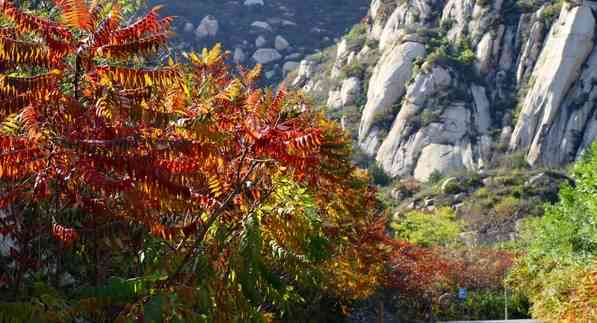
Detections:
289,0,597,181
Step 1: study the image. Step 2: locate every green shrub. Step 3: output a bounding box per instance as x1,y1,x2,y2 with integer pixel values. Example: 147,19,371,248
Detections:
352,145,372,168
340,62,366,79
421,109,442,126
509,143,597,322
424,34,476,74
475,187,492,199
462,172,483,189
494,196,520,220
392,208,463,247
474,187,498,208
345,23,368,48
456,47,476,65
368,162,392,186
442,178,461,194
497,153,530,170
428,169,445,184
437,290,530,320
542,1,562,23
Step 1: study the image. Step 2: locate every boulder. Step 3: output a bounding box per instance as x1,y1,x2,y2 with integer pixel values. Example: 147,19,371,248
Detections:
255,35,267,48
281,20,297,27
292,59,317,87
423,197,435,207
285,53,302,60
244,0,264,6
482,177,493,186
327,90,343,110
265,70,276,79
183,22,194,33
195,15,219,38
379,0,434,50
251,21,272,32
369,0,398,40
475,31,493,74
441,0,475,42
414,144,467,182
340,77,361,106
516,20,546,84
252,48,282,64
274,35,290,51
282,61,299,74
233,48,246,64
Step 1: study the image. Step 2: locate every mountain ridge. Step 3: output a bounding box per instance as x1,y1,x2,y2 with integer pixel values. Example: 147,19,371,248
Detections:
288,0,597,181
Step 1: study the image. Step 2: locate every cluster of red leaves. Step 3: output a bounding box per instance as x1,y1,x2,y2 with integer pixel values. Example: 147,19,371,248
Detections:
382,241,515,304
0,4,391,317
51,223,79,248
445,248,515,290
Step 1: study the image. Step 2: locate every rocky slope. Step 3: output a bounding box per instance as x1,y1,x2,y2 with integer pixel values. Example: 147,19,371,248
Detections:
289,0,597,181
148,0,369,83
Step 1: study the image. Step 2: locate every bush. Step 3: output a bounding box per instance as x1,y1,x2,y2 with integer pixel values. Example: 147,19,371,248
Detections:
456,47,476,65
0,4,391,321
368,162,392,186
497,153,530,170
428,169,445,184
462,172,483,189
395,178,421,198
509,143,597,322
541,1,562,23
421,109,442,126
494,196,520,220
340,62,367,79
438,290,530,320
441,178,461,194
345,23,368,48
352,145,372,168
392,208,463,247
424,33,476,75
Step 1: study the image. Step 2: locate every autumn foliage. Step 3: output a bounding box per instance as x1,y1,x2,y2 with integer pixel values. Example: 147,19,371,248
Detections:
0,1,391,321
0,1,519,321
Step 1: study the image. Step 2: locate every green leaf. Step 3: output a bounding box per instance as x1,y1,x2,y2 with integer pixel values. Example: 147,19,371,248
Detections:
144,295,164,323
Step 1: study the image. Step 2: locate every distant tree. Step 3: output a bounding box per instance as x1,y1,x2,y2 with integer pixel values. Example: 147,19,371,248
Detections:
368,161,392,186
510,143,597,322
392,208,463,248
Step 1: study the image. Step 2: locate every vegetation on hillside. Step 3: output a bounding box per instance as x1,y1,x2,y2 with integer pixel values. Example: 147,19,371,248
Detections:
510,143,597,322
0,1,595,322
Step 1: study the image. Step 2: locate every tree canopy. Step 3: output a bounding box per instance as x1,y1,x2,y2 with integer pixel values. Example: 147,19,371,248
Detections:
510,143,597,322
0,1,389,321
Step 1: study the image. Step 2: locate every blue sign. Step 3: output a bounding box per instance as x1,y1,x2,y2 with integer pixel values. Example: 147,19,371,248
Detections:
458,287,467,300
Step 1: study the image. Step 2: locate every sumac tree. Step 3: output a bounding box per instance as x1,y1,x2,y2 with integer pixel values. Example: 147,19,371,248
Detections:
0,1,388,321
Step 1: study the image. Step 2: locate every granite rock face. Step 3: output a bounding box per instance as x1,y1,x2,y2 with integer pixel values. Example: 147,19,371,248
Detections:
510,4,597,166
358,41,426,152
289,0,597,181
374,66,491,181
